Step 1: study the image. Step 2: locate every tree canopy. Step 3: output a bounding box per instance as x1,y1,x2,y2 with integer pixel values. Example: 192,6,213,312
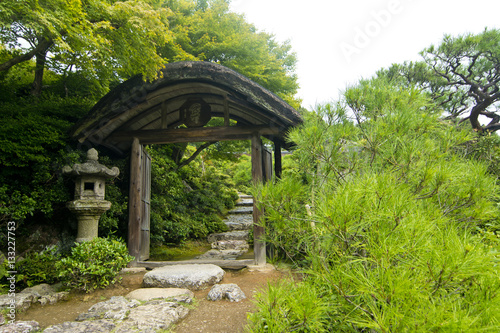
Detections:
0,0,299,104
0,0,172,96
379,28,500,133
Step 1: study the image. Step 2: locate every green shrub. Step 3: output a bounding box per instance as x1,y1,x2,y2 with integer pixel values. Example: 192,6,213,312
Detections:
56,238,133,292
14,246,61,290
148,144,238,244
249,81,500,331
247,279,330,332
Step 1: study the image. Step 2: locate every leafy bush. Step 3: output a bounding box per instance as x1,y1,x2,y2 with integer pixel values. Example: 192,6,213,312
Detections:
56,238,133,292
0,95,93,233
248,279,330,332
14,246,61,290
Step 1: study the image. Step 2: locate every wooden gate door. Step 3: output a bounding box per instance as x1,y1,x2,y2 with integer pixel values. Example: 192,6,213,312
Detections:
140,149,151,260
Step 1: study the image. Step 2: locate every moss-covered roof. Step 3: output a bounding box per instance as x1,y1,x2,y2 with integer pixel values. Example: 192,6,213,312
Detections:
71,61,302,153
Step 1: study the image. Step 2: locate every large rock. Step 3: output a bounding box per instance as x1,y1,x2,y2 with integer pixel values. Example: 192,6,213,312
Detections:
142,264,224,290
126,288,194,303
207,284,246,302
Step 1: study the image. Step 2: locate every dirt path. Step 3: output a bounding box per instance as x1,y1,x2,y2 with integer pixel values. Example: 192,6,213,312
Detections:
16,266,287,332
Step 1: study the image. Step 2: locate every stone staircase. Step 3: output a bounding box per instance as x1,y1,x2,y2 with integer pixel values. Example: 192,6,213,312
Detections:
195,193,253,260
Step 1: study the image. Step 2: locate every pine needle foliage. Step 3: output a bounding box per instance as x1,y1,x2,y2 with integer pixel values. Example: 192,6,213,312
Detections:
247,79,500,332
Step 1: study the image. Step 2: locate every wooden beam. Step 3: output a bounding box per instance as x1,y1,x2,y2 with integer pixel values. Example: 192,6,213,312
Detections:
160,101,168,129
137,259,254,270
128,138,142,265
251,134,266,266
223,94,230,127
111,126,281,144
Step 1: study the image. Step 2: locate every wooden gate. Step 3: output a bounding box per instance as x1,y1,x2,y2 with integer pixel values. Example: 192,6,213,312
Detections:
140,149,151,260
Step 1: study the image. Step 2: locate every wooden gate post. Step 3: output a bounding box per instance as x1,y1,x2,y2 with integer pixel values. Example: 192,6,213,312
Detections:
251,134,266,266
274,140,282,179
128,137,142,264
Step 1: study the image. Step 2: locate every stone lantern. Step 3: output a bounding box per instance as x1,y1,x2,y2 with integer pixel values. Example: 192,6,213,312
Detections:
62,148,120,242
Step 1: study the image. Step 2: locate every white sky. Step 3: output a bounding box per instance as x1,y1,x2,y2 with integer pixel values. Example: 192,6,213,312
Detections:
230,0,500,109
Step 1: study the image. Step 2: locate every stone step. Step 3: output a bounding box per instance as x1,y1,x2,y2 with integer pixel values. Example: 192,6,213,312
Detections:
225,221,253,231
228,206,253,215
224,214,253,231
142,264,224,290
207,230,250,243
235,198,253,207
211,240,249,251
195,249,247,260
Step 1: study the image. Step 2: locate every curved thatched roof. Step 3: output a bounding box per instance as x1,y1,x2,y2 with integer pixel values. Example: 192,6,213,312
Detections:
71,61,302,153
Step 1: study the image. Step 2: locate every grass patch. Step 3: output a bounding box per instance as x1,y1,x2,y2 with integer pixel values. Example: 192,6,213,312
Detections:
149,240,212,261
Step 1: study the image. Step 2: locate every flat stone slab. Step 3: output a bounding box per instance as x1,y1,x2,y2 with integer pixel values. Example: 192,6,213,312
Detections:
195,249,246,260
207,284,246,302
76,296,139,321
44,319,116,333
224,214,253,230
236,198,253,207
207,230,250,243
212,240,249,251
142,264,224,290
229,206,253,214
0,320,40,333
116,300,188,332
45,296,188,333
126,288,194,302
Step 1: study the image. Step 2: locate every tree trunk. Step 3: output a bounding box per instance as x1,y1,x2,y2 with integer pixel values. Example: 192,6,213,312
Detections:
31,39,53,97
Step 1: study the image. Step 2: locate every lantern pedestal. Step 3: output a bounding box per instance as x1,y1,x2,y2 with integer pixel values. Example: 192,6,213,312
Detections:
67,200,112,242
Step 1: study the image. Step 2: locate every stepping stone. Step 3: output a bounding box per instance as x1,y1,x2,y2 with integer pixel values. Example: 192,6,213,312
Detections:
142,264,224,290
236,198,253,207
116,300,188,332
225,220,252,231
228,206,253,214
195,249,246,260
126,288,194,303
207,230,249,243
207,284,246,302
46,298,189,333
44,320,115,333
0,321,40,333
211,240,249,251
